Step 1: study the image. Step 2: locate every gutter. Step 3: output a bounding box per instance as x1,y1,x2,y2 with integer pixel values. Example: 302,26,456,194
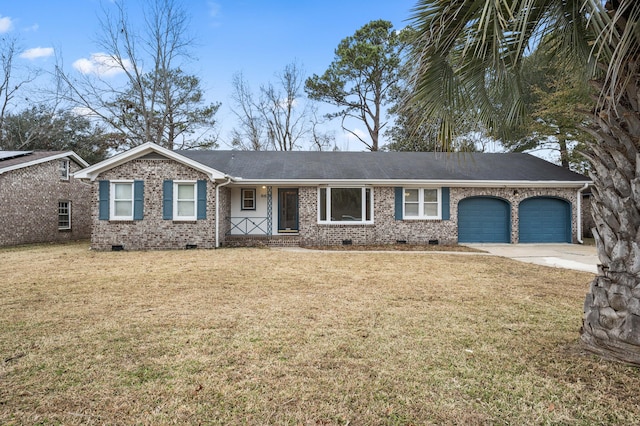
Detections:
215,176,234,248
577,182,590,244
228,178,591,188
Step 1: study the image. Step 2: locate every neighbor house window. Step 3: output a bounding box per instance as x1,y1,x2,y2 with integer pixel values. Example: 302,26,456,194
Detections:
174,181,197,221
58,201,71,230
241,188,256,210
318,187,373,223
59,159,70,180
110,181,134,220
404,188,441,219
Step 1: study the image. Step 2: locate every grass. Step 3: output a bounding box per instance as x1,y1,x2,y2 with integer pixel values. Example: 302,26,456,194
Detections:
0,241,638,425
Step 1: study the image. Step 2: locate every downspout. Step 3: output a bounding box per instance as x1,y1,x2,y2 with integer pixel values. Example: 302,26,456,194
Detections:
215,176,233,248
577,182,589,244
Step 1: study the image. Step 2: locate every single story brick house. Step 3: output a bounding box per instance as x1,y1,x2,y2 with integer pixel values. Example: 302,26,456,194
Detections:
0,150,91,247
74,142,591,250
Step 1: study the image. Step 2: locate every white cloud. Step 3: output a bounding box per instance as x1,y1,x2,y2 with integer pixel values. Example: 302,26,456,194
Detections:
20,47,54,60
208,1,221,18
337,127,371,151
346,127,369,143
207,2,221,26
24,24,39,32
0,15,14,33
71,106,97,117
73,53,131,77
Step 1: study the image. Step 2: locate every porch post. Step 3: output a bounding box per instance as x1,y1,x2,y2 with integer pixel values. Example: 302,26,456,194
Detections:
267,186,273,236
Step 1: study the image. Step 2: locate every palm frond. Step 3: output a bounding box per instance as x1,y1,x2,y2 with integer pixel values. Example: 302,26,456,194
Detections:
408,0,602,146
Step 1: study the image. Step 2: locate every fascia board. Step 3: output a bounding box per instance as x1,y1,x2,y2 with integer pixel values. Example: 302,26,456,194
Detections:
0,151,89,174
227,179,593,188
73,142,227,181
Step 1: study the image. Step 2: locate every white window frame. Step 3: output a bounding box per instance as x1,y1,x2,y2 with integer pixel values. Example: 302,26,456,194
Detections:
317,187,374,224
241,188,256,210
58,201,71,230
59,159,70,180
110,180,134,221
403,187,442,220
173,180,197,221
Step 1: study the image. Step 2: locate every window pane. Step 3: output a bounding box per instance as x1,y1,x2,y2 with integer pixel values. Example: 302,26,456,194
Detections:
177,184,194,200
405,203,419,216
59,160,69,179
58,201,70,229
242,189,255,209
115,201,132,216
115,183,132,200
331,188,361,221
424,189,438,202
177,200,195,216
405,189,418,202
365,188,371,221
424,203,438,217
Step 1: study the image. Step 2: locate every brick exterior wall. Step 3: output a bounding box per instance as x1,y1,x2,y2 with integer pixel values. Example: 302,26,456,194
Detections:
294,186,580,246
297,186,458,246
0,159,91,247
218,186,231,238
452,187,579,243
582,193,595,238
90,158,216,250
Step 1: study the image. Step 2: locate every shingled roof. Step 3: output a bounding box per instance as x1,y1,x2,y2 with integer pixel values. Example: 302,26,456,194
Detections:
176,150,589,183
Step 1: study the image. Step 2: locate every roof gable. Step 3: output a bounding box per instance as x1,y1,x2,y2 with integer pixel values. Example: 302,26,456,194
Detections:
0,151,89,174
73,142,228,181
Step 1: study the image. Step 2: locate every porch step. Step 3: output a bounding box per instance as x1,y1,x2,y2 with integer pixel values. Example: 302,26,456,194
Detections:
223,235,301,248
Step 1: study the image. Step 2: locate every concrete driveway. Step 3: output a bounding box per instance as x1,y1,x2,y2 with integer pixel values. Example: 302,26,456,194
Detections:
465,243,599,274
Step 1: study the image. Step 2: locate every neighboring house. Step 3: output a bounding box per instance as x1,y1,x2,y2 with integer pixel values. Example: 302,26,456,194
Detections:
74,142,591,251
0,150,91,247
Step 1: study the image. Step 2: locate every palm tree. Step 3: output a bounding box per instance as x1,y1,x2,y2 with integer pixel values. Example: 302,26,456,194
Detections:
409,0,640,365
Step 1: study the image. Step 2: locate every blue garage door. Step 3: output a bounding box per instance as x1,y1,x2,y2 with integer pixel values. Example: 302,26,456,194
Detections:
519,197,571,243
458,197,511,243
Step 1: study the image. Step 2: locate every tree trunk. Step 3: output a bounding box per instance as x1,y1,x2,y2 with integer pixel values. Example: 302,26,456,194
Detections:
580,72,640,365
558,135,570,169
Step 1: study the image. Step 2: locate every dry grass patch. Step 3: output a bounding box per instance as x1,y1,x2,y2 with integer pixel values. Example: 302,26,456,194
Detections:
0,242,638,425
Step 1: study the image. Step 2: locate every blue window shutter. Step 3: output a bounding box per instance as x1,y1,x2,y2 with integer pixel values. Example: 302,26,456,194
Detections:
133,180,144,220
163,180,173,220
441,187,450,220
98,180,110,220
197,180,207,219
394,187,403,220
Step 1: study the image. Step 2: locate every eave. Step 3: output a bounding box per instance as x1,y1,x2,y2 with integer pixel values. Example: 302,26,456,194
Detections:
226,179,592,188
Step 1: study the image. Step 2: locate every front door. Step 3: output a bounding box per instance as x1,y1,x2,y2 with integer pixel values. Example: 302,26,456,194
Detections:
278,188,299,232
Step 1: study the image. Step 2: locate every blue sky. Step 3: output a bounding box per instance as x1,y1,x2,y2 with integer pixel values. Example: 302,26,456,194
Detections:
1,0,418,150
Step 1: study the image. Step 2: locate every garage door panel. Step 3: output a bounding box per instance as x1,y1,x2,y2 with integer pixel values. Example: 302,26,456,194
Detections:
519,198,571,243
458,197,510,243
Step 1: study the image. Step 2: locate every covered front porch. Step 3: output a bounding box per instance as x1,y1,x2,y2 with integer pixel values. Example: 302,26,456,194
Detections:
224,185,300,240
